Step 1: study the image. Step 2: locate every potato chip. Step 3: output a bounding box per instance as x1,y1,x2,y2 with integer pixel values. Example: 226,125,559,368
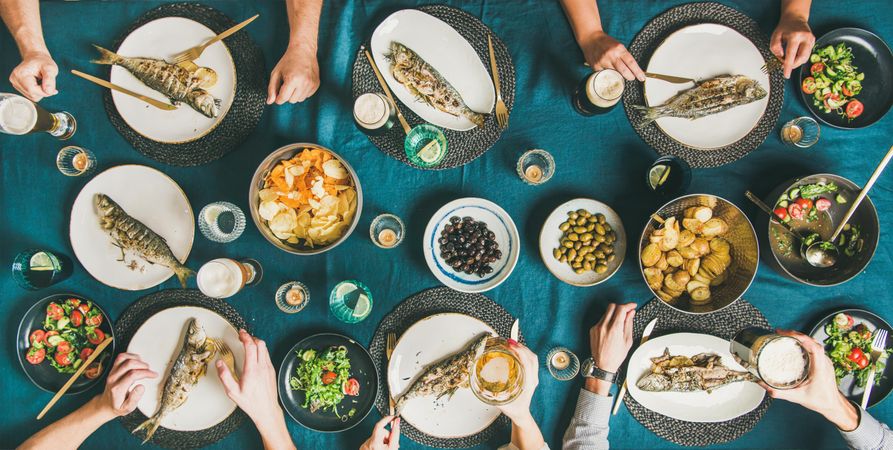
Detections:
323,159,348,179
269,209,297,234
259,188,279,202
259,201,282,221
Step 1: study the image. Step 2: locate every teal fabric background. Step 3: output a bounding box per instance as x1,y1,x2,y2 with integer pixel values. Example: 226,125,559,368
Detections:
1,0,891,448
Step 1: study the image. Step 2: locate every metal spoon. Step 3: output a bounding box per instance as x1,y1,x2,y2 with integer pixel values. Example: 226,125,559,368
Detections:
804,144,893,268
745,191,824,265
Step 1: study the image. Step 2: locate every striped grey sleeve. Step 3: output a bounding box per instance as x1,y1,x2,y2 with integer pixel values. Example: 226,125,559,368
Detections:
562,389,613,450
840,404,893,450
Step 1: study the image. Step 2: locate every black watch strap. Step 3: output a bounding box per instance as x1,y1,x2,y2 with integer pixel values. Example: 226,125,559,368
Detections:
582,357,618,384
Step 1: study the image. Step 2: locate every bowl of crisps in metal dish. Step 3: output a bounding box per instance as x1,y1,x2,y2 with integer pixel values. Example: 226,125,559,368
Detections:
249,143,362,255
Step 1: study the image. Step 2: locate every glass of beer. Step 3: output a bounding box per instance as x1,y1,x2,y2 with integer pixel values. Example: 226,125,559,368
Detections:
196,258,263,299
730,327,810,390
0,93,76,139
572,69,625,116
354,92,396,135
470,337,524,405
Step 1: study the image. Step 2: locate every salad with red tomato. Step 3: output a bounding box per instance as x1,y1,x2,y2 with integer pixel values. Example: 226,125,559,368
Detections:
773,181,845,223
802,43,865,120
25,297,108,377
289,346,359,420
825,313,890,387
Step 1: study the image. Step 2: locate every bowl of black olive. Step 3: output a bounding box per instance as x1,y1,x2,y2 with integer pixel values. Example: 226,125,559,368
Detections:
423,198,520,293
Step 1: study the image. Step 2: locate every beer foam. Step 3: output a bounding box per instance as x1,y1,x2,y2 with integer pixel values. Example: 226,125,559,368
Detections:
353,93,387,127
0,95,38,135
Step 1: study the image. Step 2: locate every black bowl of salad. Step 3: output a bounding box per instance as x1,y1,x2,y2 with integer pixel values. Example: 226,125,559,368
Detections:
277,333,378,432
799,28,893,129
760,174,879,286
809,309,892,408
16,293,115,394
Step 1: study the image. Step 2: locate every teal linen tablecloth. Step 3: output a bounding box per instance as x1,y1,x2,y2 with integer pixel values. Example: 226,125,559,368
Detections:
1,1,891,448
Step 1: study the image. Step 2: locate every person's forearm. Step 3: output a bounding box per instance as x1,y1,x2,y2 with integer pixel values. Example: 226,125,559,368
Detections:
780,0,811,22
820,391,860,432
559,0,604,45
584,377,612,397
254,410,296,450
18,396,113,450
510,414,546,450
0,0,48,57
285,0,322,53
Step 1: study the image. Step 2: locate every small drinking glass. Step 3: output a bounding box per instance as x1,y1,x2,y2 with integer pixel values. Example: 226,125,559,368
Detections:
517,149,555,185
12,249,71,290
329,280,373,323
546,347,580,381
198,201,246,243
405,124,448,168
647,155,692,197
370,214,405,248
56,146,96,176
275,281,309,314
781,116,820,148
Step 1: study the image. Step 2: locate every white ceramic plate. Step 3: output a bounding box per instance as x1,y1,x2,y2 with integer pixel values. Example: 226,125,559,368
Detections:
538,198,626,286
423,198,519,293
69,165,194,290
370,9,494,131
627,332,765,423
110,17,236,143
644,23,770,149
388,313,499,438
128,306,244,432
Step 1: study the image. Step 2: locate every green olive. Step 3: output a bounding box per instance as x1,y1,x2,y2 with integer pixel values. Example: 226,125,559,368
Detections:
574,267,585,274
595,264,608,273
579,246,590,256
588,216,598,224
607,254,616,262
604,224,613,232
563,240,574,248
572,226,585,234
576,208,587,216
603,246,614,254
583,262,593,271
568,233,579,241
559,254,567,263
595,223,606,235
581,233,593,242
594,234,606,243
584,254,596,262
586,223,595,232
594,250,605,259
568,212,579,220
596,213,606,224
553,248,562,259
567,249,577,260
559,221,571,232
574,241,582,250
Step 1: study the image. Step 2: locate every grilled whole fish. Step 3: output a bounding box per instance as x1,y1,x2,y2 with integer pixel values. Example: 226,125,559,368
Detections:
636,348,755,392
387,41,487,127
95,193,194,287
91,45,221,118
633,75,767,126
133,318,217,444
394,333,491,413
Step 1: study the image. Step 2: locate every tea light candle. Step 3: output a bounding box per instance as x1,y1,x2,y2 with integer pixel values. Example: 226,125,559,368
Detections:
285,286,306,306
377,228,398,248
524,164,543,183
550,350,570,370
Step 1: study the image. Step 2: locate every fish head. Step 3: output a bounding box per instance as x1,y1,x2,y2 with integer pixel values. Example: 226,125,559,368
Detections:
94,194,122,228
739,78,767,100
388,42,411,65
184,318,208,348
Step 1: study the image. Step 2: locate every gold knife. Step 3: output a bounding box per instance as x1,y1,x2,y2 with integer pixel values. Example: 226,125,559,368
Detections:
612,317,658,415
362,45,411,134
38,337,114,420
386,332,397,416
71,70,177,111
645,72,696,84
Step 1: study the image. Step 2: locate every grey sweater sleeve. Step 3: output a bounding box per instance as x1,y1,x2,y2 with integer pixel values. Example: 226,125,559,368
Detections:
562,389,614,450
840,404,893,450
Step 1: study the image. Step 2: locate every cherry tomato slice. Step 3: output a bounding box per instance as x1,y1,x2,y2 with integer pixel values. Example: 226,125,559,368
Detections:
71,310,84,327
815,198,832,211
44,331,59,346
773,207,788,221
78,303,91,315
84,362,103,379
67,298,81,307
46,303,64,321
824,93,841,110
321,371,337,385
801,76,817,94
842,85,853,97
788,203,804,220
29,330,46,346
26,347,46,365
87,329,105,345
846,100,864,119
810,62,825,74
342,378,360,396
54,352,74,367
80,347,94,361
56,340,72,354
85,313,103,327
795,198,813,211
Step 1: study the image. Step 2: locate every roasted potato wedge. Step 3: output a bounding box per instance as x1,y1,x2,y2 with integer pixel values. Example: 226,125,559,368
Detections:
642,243,661,267
666,250,684,267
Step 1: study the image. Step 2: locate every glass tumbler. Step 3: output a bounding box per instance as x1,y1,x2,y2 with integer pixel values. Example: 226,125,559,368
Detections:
56,146,96,176
517,149,555,185
198,201,246,243
781,116,820,148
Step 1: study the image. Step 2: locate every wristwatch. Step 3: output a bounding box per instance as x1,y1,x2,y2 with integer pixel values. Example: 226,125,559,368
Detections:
581,357,618,384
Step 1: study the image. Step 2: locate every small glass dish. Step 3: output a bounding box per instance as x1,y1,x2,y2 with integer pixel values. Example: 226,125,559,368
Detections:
780,116,820,148
56,146,96,176
329,279,373,323
546,347,580,381
370,214,405,248
198,201,246,243
516,149,555,185
275,281,309,314
405,124,448,168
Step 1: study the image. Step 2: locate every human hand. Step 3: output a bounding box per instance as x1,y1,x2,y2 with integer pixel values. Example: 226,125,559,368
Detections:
770,14,815,79
590,303,636,372
217,330,284,430
359,415,400,450
267,43,320,105
93,353,158,421
10,51,58,102
495,339,540,425
759,330,859,431
579,31,644,81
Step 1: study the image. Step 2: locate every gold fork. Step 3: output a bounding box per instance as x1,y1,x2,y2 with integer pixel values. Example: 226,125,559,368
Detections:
487,34,508,129
170,14,259,65
386,332,397,415
761,56,784,74
217,341,240,383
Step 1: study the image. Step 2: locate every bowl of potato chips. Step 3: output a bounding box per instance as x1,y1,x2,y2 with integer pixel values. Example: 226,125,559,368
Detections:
249,143,362,255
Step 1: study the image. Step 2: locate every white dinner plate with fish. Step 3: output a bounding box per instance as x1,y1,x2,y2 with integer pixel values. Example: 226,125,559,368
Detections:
538,198,626,287
69,165,194,291
627,332,765,423
106,17,236,143
643,23,770,149
388,313,499,439
370,9,494,131
128,306,244,433
423,197,519,293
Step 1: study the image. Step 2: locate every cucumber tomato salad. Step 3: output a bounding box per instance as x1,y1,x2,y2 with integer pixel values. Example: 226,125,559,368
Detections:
824,313,890,388
24,297,108,378
289,346,359,420
801,43,865,120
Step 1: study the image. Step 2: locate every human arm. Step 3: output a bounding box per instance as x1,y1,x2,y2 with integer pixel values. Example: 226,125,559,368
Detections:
18,353,158,450
558,0,644,81
216,330,295,450
770,0,815,79
563,302,636,450
495,340,547,450
0,0,58,101
267,0,322,105
359,415,401,450
760,330,892,450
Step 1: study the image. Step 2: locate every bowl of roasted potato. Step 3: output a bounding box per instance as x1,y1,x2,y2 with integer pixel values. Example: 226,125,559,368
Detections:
638,194,758,314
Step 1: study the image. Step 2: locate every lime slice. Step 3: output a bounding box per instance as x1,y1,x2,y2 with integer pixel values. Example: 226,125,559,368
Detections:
29,252,59,271
352,293,371,318
335,283,356,300
416,140,442,164
648,164,671,189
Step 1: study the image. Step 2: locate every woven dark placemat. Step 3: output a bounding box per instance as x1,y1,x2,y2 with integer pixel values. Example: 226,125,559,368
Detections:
114,289,250,449
351,5,515,170
369,286,520,448
102,3,266,166
623,298,772,447
622,2,784,168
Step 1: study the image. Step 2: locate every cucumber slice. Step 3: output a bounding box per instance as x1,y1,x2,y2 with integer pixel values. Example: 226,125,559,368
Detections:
789,188,801,199
857,73,865,81
56,317,70,329
47,335,64,346
810,53,821,63
836,194,847,204
778,200,789,208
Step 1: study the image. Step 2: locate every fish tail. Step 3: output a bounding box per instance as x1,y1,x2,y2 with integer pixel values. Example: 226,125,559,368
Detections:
133,415,162,444
631,104,665,127
91,45,120,65
465,110,486,128
173,264,195,288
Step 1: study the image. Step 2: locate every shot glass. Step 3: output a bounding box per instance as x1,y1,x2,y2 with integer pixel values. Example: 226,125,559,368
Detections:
329,280,373,323
780,116,820,148
370,214,405,248
517,149,555,185
546,347,580,381
198,201,246,243
56,146,96,176
275,281,310,314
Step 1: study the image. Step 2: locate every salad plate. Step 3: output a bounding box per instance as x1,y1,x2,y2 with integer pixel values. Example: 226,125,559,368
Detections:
809,309,892,408
16,293,115,394
277,333,377,432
